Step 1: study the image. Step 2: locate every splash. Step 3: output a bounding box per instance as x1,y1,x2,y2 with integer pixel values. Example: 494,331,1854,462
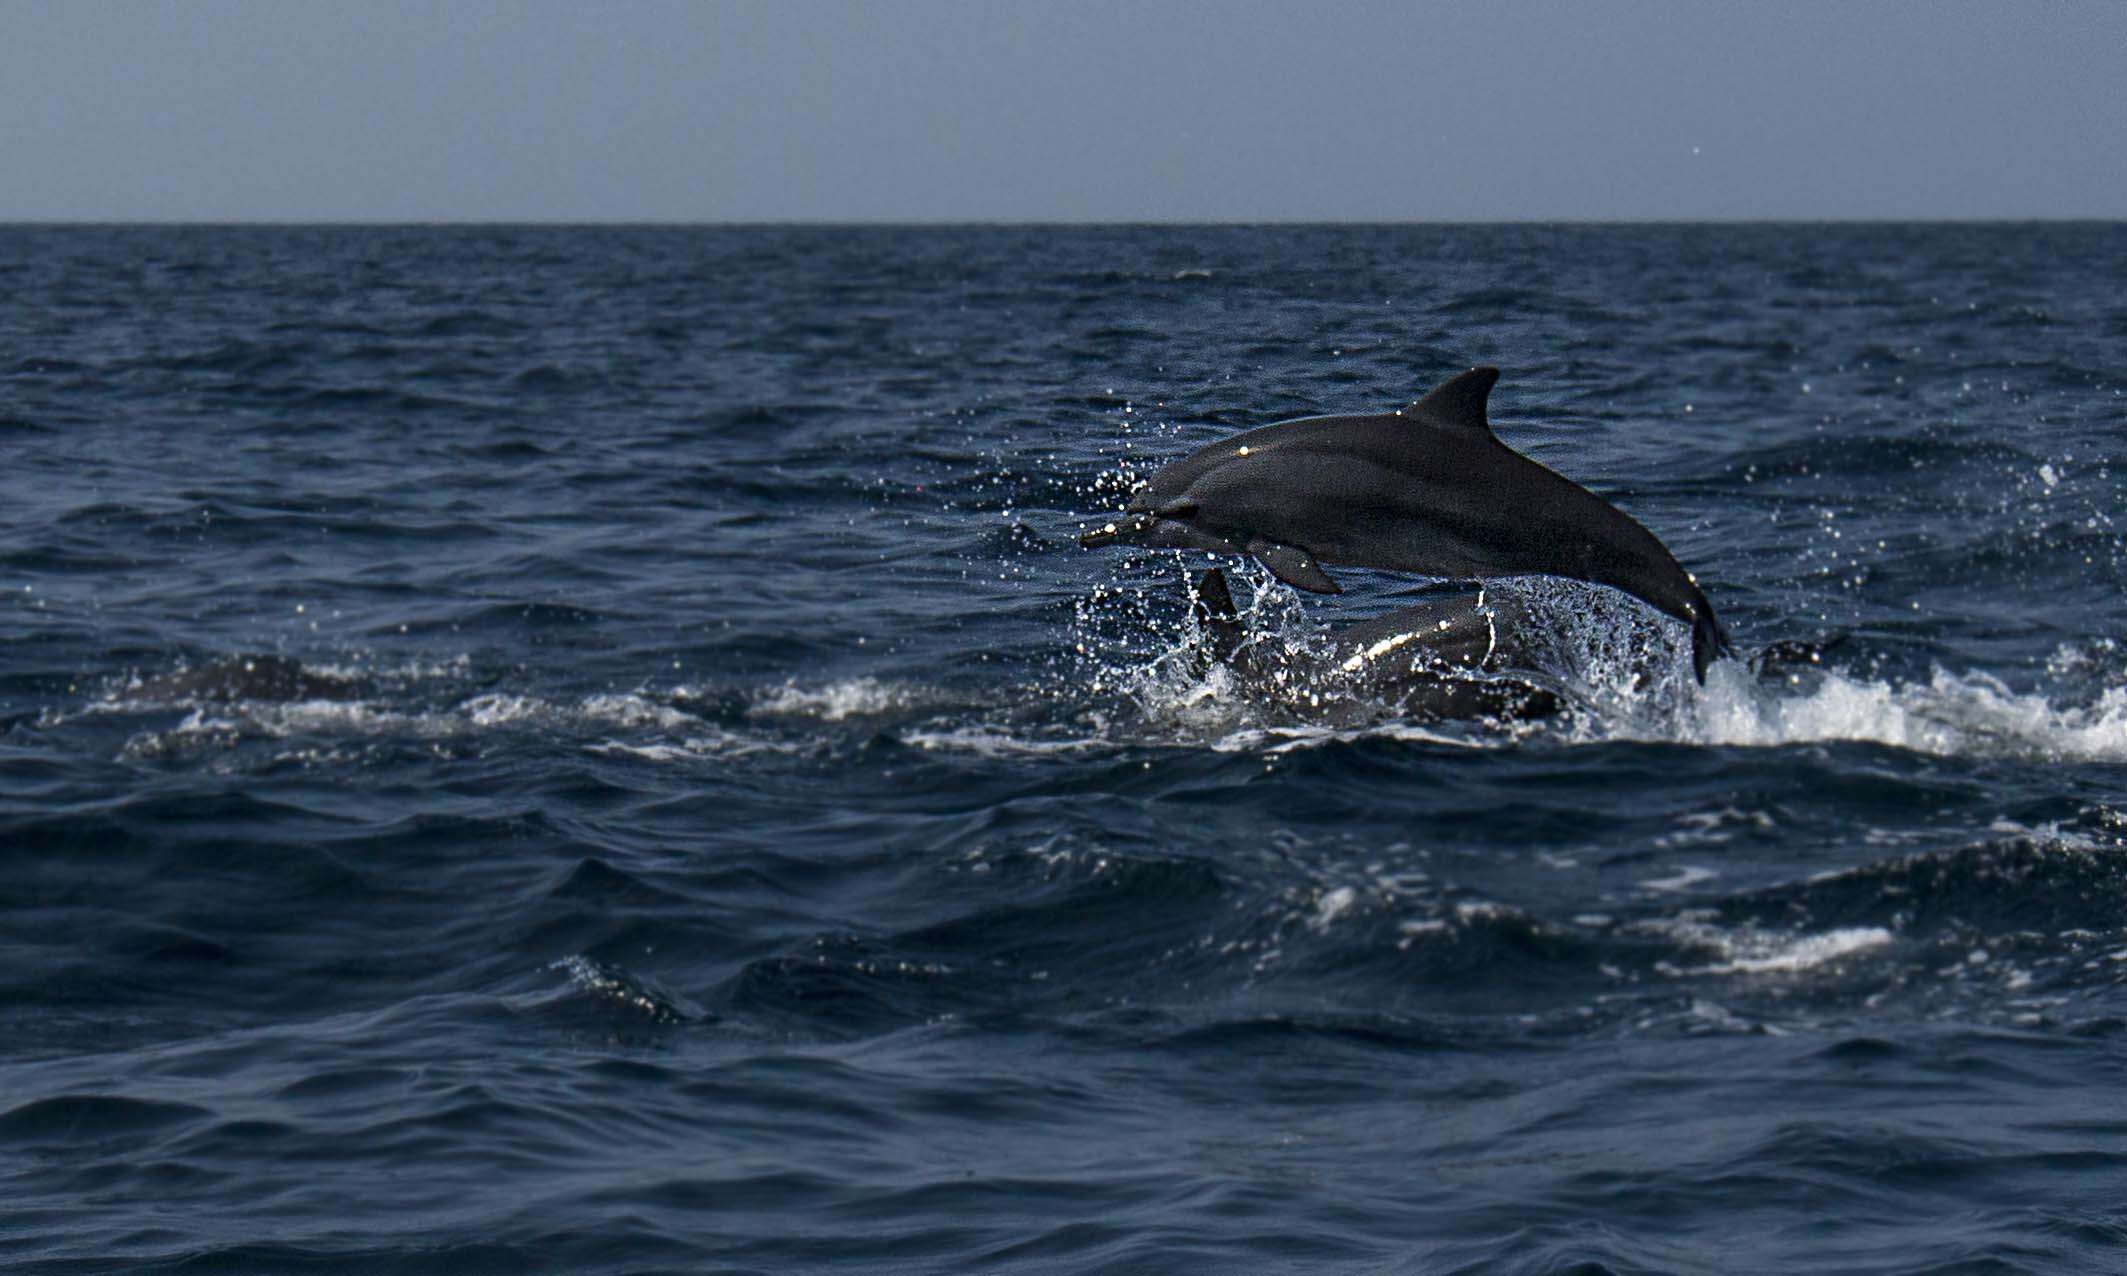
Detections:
1076,564,1521,739
1655,660,2127,761
1075,566,2127,762
549,955,693,1024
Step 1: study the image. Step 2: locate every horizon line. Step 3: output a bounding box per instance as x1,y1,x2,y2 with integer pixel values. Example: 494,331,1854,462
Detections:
2,216,2123,230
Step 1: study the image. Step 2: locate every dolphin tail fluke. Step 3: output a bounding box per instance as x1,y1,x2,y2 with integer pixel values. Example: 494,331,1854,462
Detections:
1192,569,1246,668
1690,606,1734,684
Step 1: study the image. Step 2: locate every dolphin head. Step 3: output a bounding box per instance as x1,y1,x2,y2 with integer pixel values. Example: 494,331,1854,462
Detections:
1080,465,1244,554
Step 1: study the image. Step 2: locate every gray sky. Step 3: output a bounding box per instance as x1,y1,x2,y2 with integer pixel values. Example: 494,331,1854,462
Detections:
3,1,2122,221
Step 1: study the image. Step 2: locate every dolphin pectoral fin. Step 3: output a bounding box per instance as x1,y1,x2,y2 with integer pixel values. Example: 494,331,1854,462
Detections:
1248,541,1340,594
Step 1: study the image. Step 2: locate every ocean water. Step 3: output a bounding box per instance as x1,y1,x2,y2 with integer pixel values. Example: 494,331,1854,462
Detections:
4,223,2126,1274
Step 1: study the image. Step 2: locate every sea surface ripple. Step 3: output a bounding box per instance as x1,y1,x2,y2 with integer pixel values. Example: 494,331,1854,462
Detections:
4,224,2127,1273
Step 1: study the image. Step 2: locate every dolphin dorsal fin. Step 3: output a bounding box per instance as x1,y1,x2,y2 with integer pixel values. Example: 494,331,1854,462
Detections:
1405,366,1500,433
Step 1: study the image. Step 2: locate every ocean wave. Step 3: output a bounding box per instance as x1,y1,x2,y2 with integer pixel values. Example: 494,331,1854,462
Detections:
1672,662,2127,760
11,223,2127,1272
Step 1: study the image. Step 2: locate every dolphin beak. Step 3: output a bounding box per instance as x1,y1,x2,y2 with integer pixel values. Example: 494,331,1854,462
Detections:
1079,513,1156,548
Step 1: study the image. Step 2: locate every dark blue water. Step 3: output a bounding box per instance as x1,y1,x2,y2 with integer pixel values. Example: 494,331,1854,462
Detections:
5,224,2127,1274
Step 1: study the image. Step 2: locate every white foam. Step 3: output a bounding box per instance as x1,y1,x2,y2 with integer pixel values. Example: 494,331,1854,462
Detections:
301,653,470,683
1666,664,2127,761
395,653,474,680
1402,578,2127,761
111,685,745,761
1209,722,1481,754
902,727,1103,757
586,740,698,762
1685,999,1779,1034
462,693,553,728
580,693,697,731
119,701,430,757
1703,927,1893,975
1646,917,1894,976
1454,901,1515,923
1641,865,1719,893
587,728,812,762
1311,886,1358,929
753,678,936,721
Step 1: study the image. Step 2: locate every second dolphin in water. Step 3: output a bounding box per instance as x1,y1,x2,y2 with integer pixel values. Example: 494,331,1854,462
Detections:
1187,568,1564,724
1082,367,1732,681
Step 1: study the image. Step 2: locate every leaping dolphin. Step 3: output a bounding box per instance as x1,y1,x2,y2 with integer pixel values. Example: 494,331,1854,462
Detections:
1080,367,1733,681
